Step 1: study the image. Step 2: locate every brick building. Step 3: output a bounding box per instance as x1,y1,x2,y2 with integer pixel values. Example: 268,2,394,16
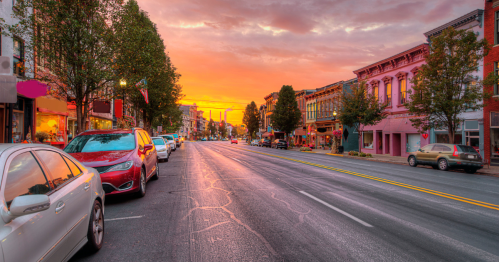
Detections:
484,0,499,166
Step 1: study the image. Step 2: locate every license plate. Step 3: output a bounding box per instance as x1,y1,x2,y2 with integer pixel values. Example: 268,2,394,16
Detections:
467,155,475,159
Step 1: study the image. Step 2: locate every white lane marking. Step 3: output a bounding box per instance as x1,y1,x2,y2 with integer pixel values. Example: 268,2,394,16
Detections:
106,215,143,221
299,191,373,227
231,157,241,162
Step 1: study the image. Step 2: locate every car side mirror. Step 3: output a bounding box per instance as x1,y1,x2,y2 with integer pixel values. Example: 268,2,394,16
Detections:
1,195,50,223
144,144,153,152
418,149,422,152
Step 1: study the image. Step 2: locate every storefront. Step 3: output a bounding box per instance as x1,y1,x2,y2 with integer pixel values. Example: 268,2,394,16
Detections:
90,116,112,130
36,96,68,149
1,96,35,143
490,112,499,165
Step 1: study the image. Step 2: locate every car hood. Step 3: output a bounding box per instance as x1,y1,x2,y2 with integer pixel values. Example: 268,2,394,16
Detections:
69,150,134,167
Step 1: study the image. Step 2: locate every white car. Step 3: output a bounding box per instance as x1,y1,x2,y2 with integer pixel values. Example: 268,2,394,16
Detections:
250,139,259,146
152,137,169,162
0,144,105,262
160,135,176,151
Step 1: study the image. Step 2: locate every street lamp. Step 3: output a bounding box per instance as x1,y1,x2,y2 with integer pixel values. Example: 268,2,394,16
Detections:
120,79,126,86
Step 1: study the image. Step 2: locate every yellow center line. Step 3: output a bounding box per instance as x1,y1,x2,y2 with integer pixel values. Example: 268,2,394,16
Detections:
220,145,499,211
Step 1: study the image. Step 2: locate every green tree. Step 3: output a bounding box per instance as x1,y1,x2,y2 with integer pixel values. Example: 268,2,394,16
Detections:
338,81,388,153
9,0,121,133
220,121,228,138
243,101,261,140
270,85,301,143
208,119,217,137
113,0,182,135
407,27,497,144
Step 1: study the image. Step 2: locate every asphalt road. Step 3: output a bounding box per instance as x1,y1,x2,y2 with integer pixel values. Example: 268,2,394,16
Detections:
71,141,499,262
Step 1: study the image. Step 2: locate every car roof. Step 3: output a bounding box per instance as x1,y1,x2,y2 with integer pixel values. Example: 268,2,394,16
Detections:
77,129,134,136
0,143,62,156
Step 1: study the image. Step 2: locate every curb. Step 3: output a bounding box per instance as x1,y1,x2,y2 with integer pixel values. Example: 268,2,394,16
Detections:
302,151,316,153
326,153,343,157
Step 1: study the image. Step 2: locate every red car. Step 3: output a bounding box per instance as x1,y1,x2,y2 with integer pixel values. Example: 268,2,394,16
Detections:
231,138,238,144
64,128,159,197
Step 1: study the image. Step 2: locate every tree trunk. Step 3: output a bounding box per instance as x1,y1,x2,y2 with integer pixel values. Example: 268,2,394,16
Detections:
142,110,151,135
357,127,362,154
448,123,455,144
76,103,83,134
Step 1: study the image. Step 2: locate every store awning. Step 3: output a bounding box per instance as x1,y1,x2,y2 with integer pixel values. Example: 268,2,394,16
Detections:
36,96,68,115
262,132,271,137
295,129,306,136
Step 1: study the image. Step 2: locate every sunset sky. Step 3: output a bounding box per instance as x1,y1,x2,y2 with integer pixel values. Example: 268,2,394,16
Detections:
137,0,483,125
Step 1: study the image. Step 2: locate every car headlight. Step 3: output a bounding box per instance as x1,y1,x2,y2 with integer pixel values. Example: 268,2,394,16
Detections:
103,161,133,173
158,148,166,152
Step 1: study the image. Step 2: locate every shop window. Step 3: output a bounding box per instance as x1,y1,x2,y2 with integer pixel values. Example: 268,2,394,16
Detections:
13,37,24,77
496,12,499,45
495,62,499,96
435,133,462,144
386,83,391,106
36,114,65,142
491,128,499,158
362,131,373,149
465,131,480,147
90,117,112,130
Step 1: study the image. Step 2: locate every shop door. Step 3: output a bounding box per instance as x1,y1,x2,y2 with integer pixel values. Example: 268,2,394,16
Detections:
384,134,390,154
392,134,401,156
0,108,4,143
376,131,383,154
466,131,480,152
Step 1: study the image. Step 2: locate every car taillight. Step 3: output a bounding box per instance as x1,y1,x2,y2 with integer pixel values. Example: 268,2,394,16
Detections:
452,145,459,157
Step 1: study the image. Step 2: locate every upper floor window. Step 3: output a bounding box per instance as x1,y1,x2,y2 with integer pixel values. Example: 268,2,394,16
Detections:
374,85,379,101
400,79,407,104
496,12,499,45
13,38,24,77
386,83,392,106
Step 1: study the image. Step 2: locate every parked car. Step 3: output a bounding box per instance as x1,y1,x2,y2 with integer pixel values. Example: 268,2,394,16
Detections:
201,137,207,141
407,143,483,173
152,137,169,162
65,128,159,197
0,144,105,261
167,133,181,147
160,135,176,151
273,139,288,150
251,139,259,146
231,138,238,144
259,139,271,147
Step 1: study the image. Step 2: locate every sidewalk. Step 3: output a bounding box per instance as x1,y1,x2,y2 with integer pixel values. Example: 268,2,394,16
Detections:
287,147,499,177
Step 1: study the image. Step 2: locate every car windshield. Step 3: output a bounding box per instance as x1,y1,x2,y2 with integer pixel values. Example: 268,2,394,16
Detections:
162,136,174,141
264,139,270,142
279,140,286,143
64,133,135,153
152,138,165,146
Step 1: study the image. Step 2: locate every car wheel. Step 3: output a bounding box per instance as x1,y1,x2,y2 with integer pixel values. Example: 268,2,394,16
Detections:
408,156,417,167
438,158,449,171
464,168,477,174
152,161,159,180
85,200,104,253
136,168,147,197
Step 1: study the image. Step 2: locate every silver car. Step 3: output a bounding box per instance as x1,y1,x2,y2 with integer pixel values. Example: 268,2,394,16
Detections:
152,137,169,162
0,144,105,262
160,135,176,151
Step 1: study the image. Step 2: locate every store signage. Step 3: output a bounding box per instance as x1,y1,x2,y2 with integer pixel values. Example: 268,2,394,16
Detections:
157,126,162,132
422,133,428,139
16,80,49,99
0,75,17,103
93,100,111,114
115,99,123,118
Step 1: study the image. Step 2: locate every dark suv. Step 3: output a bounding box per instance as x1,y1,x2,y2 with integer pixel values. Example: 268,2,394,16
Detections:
64,128,159,197
259,139,271,147
273,139,288,150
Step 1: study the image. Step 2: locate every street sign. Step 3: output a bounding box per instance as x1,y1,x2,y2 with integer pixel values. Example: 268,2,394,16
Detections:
157,126,162,132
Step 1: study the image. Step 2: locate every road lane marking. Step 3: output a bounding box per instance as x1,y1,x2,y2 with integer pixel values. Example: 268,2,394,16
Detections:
220,145,499,211
231,157,241,162
106,215,143,221
300,191,373,227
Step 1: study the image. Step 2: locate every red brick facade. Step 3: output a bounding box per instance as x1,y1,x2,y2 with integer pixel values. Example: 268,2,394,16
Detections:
484,0,499,165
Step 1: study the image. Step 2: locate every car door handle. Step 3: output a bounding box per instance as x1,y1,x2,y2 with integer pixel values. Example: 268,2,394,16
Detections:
55,202,65,214
84,183,90,191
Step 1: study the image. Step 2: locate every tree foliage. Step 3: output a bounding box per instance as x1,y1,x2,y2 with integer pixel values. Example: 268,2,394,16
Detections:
113,0,182,135
9,0,122,133
220,121,227,138
270,85,301,141
243,101,260,139
407,27,497,144
338,81,388,153
208,119,217,137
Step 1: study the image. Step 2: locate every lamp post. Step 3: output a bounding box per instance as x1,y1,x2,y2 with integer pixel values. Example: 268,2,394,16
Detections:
120,79,126,116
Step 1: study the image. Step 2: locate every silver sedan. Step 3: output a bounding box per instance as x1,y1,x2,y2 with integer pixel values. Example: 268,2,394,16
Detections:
0,144,105,262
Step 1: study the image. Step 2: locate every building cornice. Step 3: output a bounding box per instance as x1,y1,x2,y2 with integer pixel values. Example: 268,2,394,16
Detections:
424,9,484,38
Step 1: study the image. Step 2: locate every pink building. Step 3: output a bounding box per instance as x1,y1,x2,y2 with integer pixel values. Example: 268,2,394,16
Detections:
353,44,430,157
